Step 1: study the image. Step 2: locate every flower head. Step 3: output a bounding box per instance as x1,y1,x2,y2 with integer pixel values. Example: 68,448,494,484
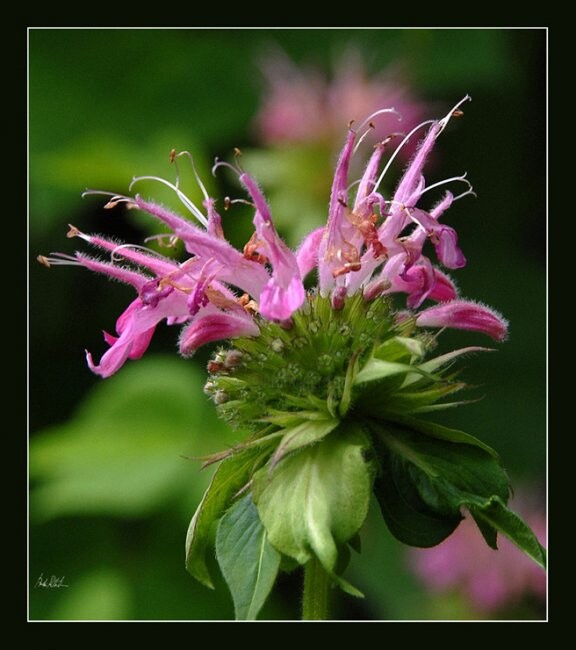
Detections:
39,98,507,379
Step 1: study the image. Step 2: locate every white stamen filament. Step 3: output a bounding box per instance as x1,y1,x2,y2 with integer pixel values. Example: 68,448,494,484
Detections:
346,179,362,194
355,107,402,135
353,127,376,156
37,253,80,267
374,120,436,192
129,176,209,228
353,109,402,156
436,95,471,136
82,190,134,209
82,190,127,200
211,158,240,178
173,150,212,205
419,174,473,197
226,198,255,208
144,233,180,248
452,185,477,202
110,243,170,264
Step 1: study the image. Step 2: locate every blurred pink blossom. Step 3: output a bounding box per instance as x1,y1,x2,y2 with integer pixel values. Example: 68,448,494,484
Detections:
409,492,547,615
254,49,430,151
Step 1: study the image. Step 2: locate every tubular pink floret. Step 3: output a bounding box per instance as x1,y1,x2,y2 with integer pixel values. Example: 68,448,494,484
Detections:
240,171,306,319
71,228,181,278
318,129,358,295
415,300,509,341
353,142,387,217
179,310,260,357
74,253,151,291
239,172,274,224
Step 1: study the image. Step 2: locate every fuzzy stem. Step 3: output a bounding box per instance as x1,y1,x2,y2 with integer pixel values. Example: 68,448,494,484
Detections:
302,556,330,621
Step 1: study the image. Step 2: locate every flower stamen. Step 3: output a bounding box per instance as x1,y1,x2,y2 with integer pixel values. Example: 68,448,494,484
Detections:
374,120,436,192
129,175,209,228
144,233,180,248
36,253,80,267
436,95,471,136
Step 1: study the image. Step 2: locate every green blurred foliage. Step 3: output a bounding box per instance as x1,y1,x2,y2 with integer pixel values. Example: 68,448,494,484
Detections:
29,28,546,620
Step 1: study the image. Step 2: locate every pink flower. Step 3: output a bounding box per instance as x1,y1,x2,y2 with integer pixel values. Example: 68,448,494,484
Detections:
38,162,303,377
306,96,507,342
408,493,547,615
39,97,508,378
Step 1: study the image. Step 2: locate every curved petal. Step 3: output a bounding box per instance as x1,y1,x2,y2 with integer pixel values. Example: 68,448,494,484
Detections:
259,275,306,321
86,299,158,378
296,226,324,278
179,309,260,356
86,290,191,378
415,300,509,341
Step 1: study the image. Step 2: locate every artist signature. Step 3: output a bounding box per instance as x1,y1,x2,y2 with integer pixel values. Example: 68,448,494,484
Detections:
34,573,68,589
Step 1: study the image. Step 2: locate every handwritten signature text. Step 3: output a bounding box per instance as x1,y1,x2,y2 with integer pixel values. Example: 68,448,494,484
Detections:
34,573,68,589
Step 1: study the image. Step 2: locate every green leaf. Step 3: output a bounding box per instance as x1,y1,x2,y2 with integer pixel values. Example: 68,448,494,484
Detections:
253,425,372,590
370,420,510,548
468,496,547,569
384,414,500,458
373,441,462,547
215,493,281,620
370,419,545,569
185,444,274,588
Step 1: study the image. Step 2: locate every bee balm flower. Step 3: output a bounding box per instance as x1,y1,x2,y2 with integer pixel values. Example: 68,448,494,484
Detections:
40,99,546,624
39,97,507,379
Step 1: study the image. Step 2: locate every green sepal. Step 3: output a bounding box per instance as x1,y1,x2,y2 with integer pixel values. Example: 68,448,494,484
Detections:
215,493,281,620
374,335,427,362
354,359,430,386
262,409,335,427
416,346,493,376
269,417,340,469
363,382,466,417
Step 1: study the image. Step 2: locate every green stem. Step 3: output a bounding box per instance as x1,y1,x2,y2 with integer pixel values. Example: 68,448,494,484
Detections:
302,556,330,621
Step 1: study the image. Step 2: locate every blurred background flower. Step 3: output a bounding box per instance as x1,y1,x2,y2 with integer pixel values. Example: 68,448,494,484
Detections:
253,46,428,147
29,28,546,620
408,487,546,619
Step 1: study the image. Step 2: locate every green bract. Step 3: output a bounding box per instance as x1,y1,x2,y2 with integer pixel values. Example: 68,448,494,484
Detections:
187,294,545,620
